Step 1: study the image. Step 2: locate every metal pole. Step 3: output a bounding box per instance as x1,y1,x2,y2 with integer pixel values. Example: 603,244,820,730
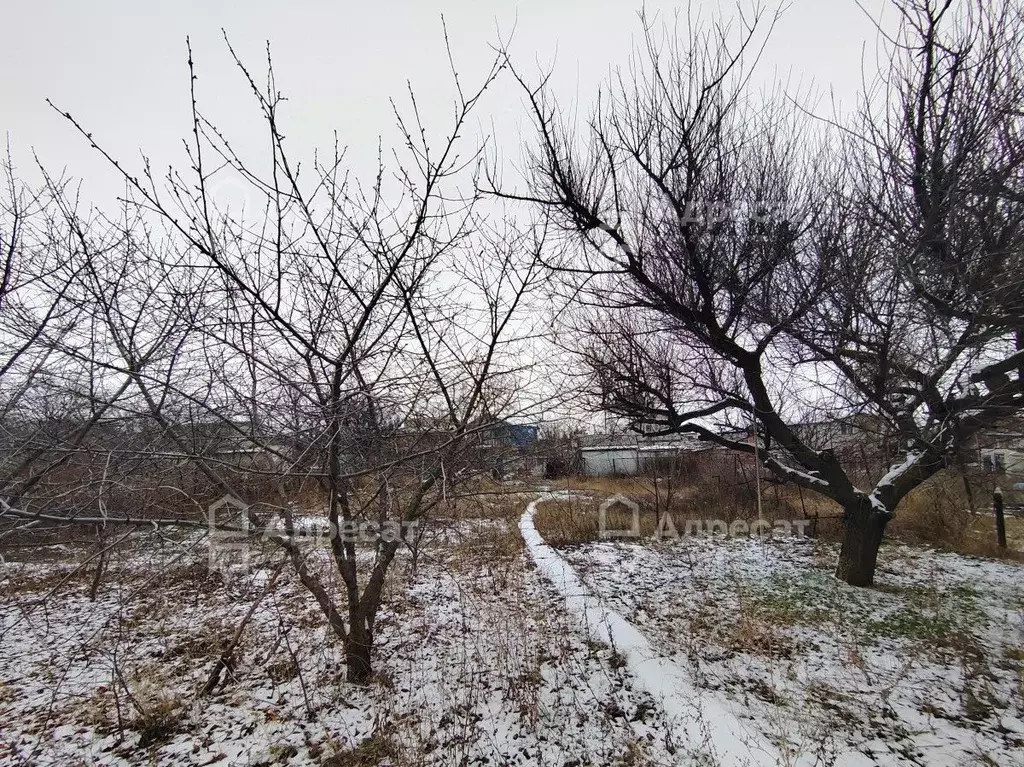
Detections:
994,488,1007,549
751,409,764,522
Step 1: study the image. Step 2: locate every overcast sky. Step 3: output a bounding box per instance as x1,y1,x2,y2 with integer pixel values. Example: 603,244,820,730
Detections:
2,1,890,207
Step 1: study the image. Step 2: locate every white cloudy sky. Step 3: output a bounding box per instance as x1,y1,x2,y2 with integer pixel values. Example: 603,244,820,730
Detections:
3,0,889,206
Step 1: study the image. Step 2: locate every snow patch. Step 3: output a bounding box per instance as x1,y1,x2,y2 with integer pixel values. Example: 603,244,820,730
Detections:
521,493,785,766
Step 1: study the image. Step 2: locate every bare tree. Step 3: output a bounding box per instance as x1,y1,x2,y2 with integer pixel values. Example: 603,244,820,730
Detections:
0,157,127,527
498,1,1024,586
1,35,543,683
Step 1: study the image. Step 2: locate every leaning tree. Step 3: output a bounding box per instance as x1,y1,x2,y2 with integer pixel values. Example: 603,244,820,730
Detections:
500,0,1024,585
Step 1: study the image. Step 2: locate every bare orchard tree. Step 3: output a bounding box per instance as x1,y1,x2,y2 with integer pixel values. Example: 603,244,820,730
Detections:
500,1,1024,586
0,160,131,525
790,0,1024,582
1,38,543,683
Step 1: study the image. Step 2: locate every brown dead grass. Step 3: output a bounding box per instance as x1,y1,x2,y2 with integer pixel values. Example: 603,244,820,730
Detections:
535,474,835,548
442,489,530,560
532,495,661,547
541,468,1024,559
449,489,531,522
890,472,1024,559
323,730,399,767
547,470,836,523
450,518,525,560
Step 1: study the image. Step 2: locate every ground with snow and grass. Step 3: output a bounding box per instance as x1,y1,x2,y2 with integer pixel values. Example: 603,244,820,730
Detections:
1,491,1023,766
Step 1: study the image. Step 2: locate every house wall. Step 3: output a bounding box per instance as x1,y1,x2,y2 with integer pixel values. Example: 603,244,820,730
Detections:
581,445,700,476
979,448,1024,476
581,448,639,476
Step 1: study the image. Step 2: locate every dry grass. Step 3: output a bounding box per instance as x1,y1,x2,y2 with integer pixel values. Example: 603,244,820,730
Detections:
532,496,658,546
450,518,525,560
323,730,399,767
129,688,185,748
547,467,836,524
952,515,1024,560
448,487,531,522
440,489,532,561
889,472,980,546
535,471,835,547
689,596,793,659
540,467,1024,559
890,472,1024,558
81,671,185,748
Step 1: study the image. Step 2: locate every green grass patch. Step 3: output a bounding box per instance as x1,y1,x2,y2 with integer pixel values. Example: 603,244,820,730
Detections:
745,571,990,654
861,582,987,646
746,571,849,626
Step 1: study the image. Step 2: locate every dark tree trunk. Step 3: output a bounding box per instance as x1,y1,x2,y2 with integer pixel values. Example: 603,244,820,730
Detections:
835,497,889,587
345,614,373,684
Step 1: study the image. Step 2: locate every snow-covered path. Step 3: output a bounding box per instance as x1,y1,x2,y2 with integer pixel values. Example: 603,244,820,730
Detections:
520,493,787,767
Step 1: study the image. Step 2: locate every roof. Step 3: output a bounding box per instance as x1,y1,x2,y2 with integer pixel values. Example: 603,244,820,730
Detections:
580,442,706,453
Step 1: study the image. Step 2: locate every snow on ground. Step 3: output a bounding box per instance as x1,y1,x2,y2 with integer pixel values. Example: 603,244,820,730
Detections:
1,494,1022,766
553,517,1024,766
0,514,679,766
521,494,783,766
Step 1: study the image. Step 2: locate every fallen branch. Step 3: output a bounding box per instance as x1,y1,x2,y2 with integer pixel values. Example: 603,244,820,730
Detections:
200,559,288,696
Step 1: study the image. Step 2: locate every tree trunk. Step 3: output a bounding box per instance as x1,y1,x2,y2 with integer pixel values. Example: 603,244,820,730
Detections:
345,614,373,684
835,497,889,587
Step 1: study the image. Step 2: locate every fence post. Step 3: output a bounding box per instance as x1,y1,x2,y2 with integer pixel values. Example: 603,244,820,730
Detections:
994,487,1006,549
